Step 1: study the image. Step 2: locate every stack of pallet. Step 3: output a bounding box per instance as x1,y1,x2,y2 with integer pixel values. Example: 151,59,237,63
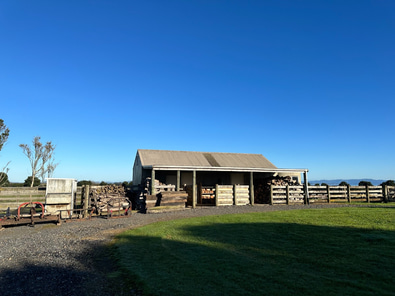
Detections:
90,185,131,214
254,176,300,204
145,191,188,209
145,177,175,194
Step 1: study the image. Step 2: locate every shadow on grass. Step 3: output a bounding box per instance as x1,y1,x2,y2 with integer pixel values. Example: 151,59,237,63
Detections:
114,222,395,296
0,239,138,296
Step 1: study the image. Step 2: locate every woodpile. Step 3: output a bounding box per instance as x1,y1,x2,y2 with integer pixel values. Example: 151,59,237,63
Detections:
145,191,188,209
145,177,175,194
254,176,300,204
89,185,131,214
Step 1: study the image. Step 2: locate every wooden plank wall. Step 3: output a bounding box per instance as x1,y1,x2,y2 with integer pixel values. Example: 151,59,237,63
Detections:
234,185,250,205
272,185,395,204
216,185,233,206
270,185,304,205
0,186,83,211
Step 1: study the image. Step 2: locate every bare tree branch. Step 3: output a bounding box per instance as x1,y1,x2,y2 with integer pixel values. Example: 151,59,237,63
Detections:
20,136,58,187
0,119,10,187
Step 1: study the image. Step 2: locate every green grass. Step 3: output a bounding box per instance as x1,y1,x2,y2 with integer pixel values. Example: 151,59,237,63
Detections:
112,207,395,296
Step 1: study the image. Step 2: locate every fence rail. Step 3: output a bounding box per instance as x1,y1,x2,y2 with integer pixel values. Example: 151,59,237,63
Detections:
0,186,83,211
271,185,395,205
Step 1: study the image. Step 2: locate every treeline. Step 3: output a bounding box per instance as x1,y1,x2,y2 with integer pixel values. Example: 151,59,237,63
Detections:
313,180,395,187
77,180,133,187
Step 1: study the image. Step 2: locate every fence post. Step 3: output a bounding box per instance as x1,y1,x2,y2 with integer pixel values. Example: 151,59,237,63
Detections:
383,185,388,203
250,172,254,206
327,185,331,203
233,184,237,206
83,185,90,218
192,171,196,208
366,185,370,203
286,185,290,205
270,184,274,205
347,184,351,203
215,184,219,206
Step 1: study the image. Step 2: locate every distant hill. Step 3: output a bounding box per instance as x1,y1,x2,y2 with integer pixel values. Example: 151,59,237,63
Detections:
309,179,388,186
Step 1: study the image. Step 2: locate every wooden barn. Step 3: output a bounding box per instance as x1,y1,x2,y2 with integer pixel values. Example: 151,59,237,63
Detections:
132,149,308,207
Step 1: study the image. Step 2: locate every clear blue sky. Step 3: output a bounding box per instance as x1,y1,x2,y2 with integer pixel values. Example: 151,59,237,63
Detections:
1,0,394,183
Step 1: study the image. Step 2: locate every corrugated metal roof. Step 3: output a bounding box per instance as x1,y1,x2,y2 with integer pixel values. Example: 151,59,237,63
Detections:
137,149,277,169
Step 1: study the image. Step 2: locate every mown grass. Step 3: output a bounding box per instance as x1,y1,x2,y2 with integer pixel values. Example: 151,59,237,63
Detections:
113,207,395,296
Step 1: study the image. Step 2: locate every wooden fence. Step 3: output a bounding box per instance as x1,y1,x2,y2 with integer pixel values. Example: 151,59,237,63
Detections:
0,186,83,211
270,185,395,205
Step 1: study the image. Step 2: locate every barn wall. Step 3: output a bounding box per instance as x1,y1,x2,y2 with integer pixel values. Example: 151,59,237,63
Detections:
230,173,244,185
181,172,193,186
132,154,142,186
277,172,302,184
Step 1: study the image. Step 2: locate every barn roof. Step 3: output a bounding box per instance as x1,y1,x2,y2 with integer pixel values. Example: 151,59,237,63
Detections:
137,149,277,169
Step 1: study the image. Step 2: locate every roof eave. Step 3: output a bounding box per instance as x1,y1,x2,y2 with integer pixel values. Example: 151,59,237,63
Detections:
142,165,308,173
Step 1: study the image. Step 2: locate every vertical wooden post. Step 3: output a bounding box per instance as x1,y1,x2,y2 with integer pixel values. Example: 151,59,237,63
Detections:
83,185,90,218
327,185,331,203
270,184,274,205
151,169,155,195
303,171,309,205
176,170,180,191
347,184,351,203
366,185,370,203
286,184,290,205
250,172,254,205
234,184,237,206
215,184,219,206
192,170,196,209
383,185,388,203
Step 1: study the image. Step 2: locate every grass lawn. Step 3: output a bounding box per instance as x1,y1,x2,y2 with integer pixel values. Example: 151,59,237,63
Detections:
112,206,395,296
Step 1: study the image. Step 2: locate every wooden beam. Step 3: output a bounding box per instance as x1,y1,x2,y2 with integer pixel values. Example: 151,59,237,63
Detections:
176,170,180,191
151,169,155,195
250,172,254,205
192,170,196,208
303,171,309,205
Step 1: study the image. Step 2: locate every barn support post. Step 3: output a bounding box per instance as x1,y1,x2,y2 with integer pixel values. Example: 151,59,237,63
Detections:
303,171,310,205
366,185,370,203
250,172,254,205
192,170,196,208
176,170,180,191
233,184,237,206
383,185,388,203
215,184,219,206
83,185,90,218
151,169,155,195
270,184,274,205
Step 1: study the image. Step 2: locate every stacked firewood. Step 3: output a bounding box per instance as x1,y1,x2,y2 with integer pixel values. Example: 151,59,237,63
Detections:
144,177,175,194
145,191,188,209
254,176,300,204
89,185,131,214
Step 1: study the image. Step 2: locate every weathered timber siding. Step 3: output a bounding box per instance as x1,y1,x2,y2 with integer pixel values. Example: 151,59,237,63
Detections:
272,185,395,204
0,186,83,211
217,185,233,206
234,185,250,205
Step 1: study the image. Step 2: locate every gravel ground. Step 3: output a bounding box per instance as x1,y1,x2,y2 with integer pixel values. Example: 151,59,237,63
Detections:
0,204,355,296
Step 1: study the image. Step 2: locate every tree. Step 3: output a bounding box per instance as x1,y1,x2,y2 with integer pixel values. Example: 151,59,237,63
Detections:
77,180,93,186
0,172,9,186
339,181,349,186
0,119,10,187
24,176,41,187
122,181,132,187
19,136,58,187
0,119,9,151
359,180,373,186
380,180,395,186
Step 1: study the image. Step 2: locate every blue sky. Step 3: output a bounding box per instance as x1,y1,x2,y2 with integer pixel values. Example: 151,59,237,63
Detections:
1,0,394,183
